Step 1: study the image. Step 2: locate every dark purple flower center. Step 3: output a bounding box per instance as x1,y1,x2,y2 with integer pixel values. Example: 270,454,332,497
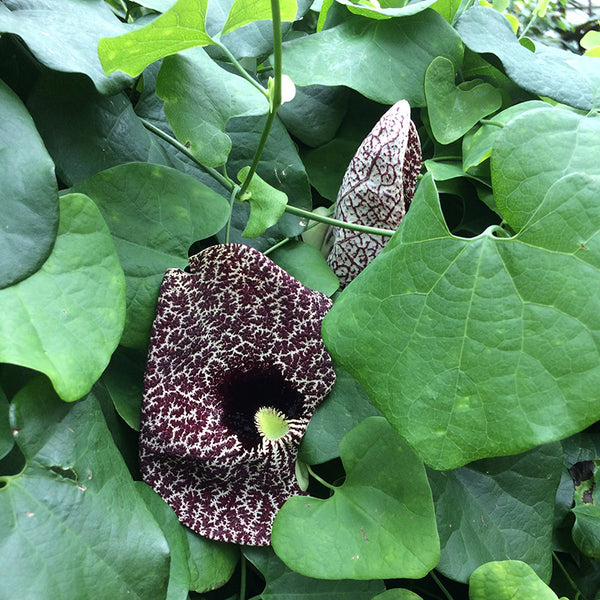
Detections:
216,366,303,449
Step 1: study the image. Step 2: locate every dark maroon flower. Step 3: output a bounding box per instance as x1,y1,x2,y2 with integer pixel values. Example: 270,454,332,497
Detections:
327,99,422,287
139,244,335,546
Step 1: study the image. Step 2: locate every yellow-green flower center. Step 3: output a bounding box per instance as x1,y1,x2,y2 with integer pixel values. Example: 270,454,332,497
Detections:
254,407,290,441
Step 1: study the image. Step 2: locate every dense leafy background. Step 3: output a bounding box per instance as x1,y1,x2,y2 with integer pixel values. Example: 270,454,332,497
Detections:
1,0,600,598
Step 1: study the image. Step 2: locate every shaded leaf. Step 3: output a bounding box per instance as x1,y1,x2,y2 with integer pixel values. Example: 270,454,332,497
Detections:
0,0,131,94
0,377,170,599
0,193,125,402
72,162,230,349
156,48,268,167
243,546,386,598
0,78,58,289
99,0,213,78
270,240,339,296
425,56,502,145
281,11,463,106
0,387,12,461
429,443,562,583
469,560,559,600
299,364,380,465
571,459,600,560
272,416,439,579
323,173,600,469
455,6,594,110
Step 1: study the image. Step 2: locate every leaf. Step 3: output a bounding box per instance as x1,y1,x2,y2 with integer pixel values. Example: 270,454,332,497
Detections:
372,591,423,600
281,11,463,106
0,377,170,599
571,459,600,560
269,240,340,296
156,47,268,167
243,546,386,599
462,100,548,172
238,167,288,238
0,0,131,94
0,387,12,461
0,78,58,289
491,106,600,232
222,0,297,35
455,6,594,110
185,529,239,592
0,193,125,402
425,56,502,145
101,346,146,431
135,482,191,600
299,364,381,465
428,443,563,583
99,0,213,78
272,416,439,579
468,561,559,600
336,0,439,20
27,72,182,187
322,173,600,469
72,162,230,349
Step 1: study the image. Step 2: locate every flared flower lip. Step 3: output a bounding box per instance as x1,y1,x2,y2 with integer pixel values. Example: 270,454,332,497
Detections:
327,99,422,288
139,243,336,546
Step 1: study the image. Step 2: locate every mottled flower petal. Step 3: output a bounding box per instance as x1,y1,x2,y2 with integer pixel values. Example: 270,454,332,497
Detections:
327,99,422,287
139,244,335,546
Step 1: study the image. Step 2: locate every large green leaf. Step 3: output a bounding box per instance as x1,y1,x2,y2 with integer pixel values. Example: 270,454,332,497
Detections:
135,482,191,600
222,0,297,35
0,78,58,289
429,443,562,583
99,0,213,78
272,417,439,579
468,561,562,600
243,546,386,598
336,0,438,20
0,0,130,94
0,193,125,402
323,173,600,469
491,107,600,232
425,56,502,145
0,378,170,599
455,6,595,110
156,48,268,167
72,162,230,349
281,10,463,106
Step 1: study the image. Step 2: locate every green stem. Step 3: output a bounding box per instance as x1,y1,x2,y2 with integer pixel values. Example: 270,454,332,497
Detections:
239,555,247,600
226,186,240,244
214,41,269,98
307,465,337,492
430,571,455,600
285,204,396,237
552,552,586,600
238,0,283,196
140,118,235,192
263,237,290,255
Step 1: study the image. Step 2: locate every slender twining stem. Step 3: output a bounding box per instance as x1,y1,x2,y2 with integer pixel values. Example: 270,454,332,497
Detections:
430,571,455,600
263,237,290,255
141,118,235,192
238,0,283,196
306,465,337,492
553,552,586,600
214,40,269,98
239,555,247,600
285,205,396,237
225,186,240,244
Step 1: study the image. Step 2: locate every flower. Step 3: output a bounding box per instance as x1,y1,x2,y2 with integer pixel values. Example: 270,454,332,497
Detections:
327,99,422,287
139,243,335,546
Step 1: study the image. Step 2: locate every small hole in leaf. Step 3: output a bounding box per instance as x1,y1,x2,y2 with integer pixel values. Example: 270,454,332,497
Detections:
49,465,78,482
217,366,303,449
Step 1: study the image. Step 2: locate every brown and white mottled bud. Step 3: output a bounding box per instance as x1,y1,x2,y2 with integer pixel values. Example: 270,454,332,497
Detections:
139,244,335,546
327,100,422,288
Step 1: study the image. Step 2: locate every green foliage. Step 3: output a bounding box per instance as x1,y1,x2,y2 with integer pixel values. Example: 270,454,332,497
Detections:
1,0,600,598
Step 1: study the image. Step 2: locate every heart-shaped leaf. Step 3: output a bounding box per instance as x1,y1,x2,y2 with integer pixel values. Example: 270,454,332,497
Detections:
222,0,297,35
425,56,502,145
0,193,125,402
323,173,600,469
272,416,439,579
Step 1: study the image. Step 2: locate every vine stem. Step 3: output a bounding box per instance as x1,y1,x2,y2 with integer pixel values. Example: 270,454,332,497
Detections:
214,40,269,98
306,465,337,492
285,204,396,237
553,552,586,600
263,237,290,255
239,555,247,600
430,571,455,600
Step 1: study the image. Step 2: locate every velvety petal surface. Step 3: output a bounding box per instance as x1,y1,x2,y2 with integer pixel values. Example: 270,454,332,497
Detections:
327,100,422,287
140,244,335,545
